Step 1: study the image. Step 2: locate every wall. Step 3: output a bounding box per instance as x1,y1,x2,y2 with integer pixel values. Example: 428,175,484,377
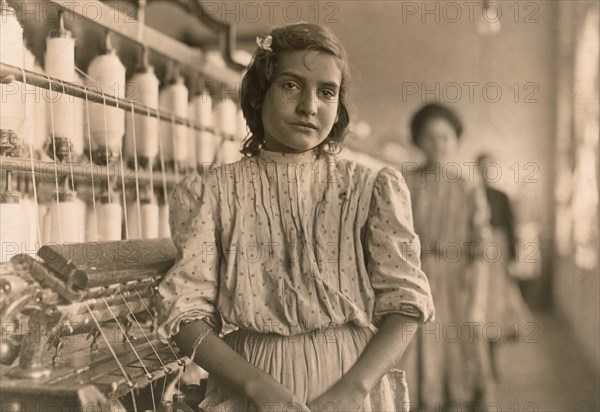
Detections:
552,0,600,372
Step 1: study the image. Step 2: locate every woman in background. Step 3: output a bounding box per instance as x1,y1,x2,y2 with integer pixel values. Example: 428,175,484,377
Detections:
400,104,492,412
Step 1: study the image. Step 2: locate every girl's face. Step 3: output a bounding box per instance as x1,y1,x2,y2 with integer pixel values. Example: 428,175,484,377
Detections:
261,50,342,153
416,117,459,164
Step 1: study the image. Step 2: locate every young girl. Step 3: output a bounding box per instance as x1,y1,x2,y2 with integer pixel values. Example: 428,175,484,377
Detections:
158,23,434,412
399,104,492,411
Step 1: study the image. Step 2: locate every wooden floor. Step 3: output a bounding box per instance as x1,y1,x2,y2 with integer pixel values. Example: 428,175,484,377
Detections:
489,312,599,412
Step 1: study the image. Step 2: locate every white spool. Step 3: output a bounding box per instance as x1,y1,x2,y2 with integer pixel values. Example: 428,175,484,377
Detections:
44,192,83,245
237,107,248,142
74,195,87,242
158,101,173,162
214,97,237,137
215,97,237,164
45,39,75,81
193,92,213,127
159,71,189,165
20,47,36,147
70,72,85,157
0,2,24,67
45,15,76,142
32,62,48,154
85,186,122,241
0,1,25,134
20,194,40,256
158,203,170,238
125,49,159,162
97,202,122,241
227,106,247,163
38,203,49,244
87,33,126,158
85,207,98,242
127,197,160,239
42,209,51,245
197,131,218,164
188,101,197,169
0,203,27,262
0,173,27,262
44,13,75,82
220,140,241,164
193,92,215,165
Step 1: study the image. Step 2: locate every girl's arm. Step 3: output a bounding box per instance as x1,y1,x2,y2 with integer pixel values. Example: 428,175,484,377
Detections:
308,314,418,410
173,320,310,411
308,168,435,410
160,175,309,411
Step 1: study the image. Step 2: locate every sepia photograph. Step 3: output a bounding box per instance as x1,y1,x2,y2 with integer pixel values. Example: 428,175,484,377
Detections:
0,0,598,411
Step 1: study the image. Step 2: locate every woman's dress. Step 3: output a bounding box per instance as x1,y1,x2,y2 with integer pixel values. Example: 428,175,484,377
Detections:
399,167,492,410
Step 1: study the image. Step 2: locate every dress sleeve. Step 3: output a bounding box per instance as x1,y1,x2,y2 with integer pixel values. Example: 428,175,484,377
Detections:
157,173,222,344
365,167,435,325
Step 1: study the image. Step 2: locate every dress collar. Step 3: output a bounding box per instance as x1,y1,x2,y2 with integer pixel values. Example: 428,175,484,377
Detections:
258,148,319,164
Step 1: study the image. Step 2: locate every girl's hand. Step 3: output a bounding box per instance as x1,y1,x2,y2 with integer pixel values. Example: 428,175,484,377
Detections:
307,381,367,412
247,376,311,412
0,73,15,84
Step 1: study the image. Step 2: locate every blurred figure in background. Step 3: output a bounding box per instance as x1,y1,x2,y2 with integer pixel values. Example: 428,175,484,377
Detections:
400,104,492,411
477,153,532,381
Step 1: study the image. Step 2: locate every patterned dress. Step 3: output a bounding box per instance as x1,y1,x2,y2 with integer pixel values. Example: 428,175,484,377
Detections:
399,166,493,411
158,149,435,411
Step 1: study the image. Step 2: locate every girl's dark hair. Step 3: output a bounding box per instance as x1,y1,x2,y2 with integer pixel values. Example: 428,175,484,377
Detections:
410,103,463,146
240,23,351,157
